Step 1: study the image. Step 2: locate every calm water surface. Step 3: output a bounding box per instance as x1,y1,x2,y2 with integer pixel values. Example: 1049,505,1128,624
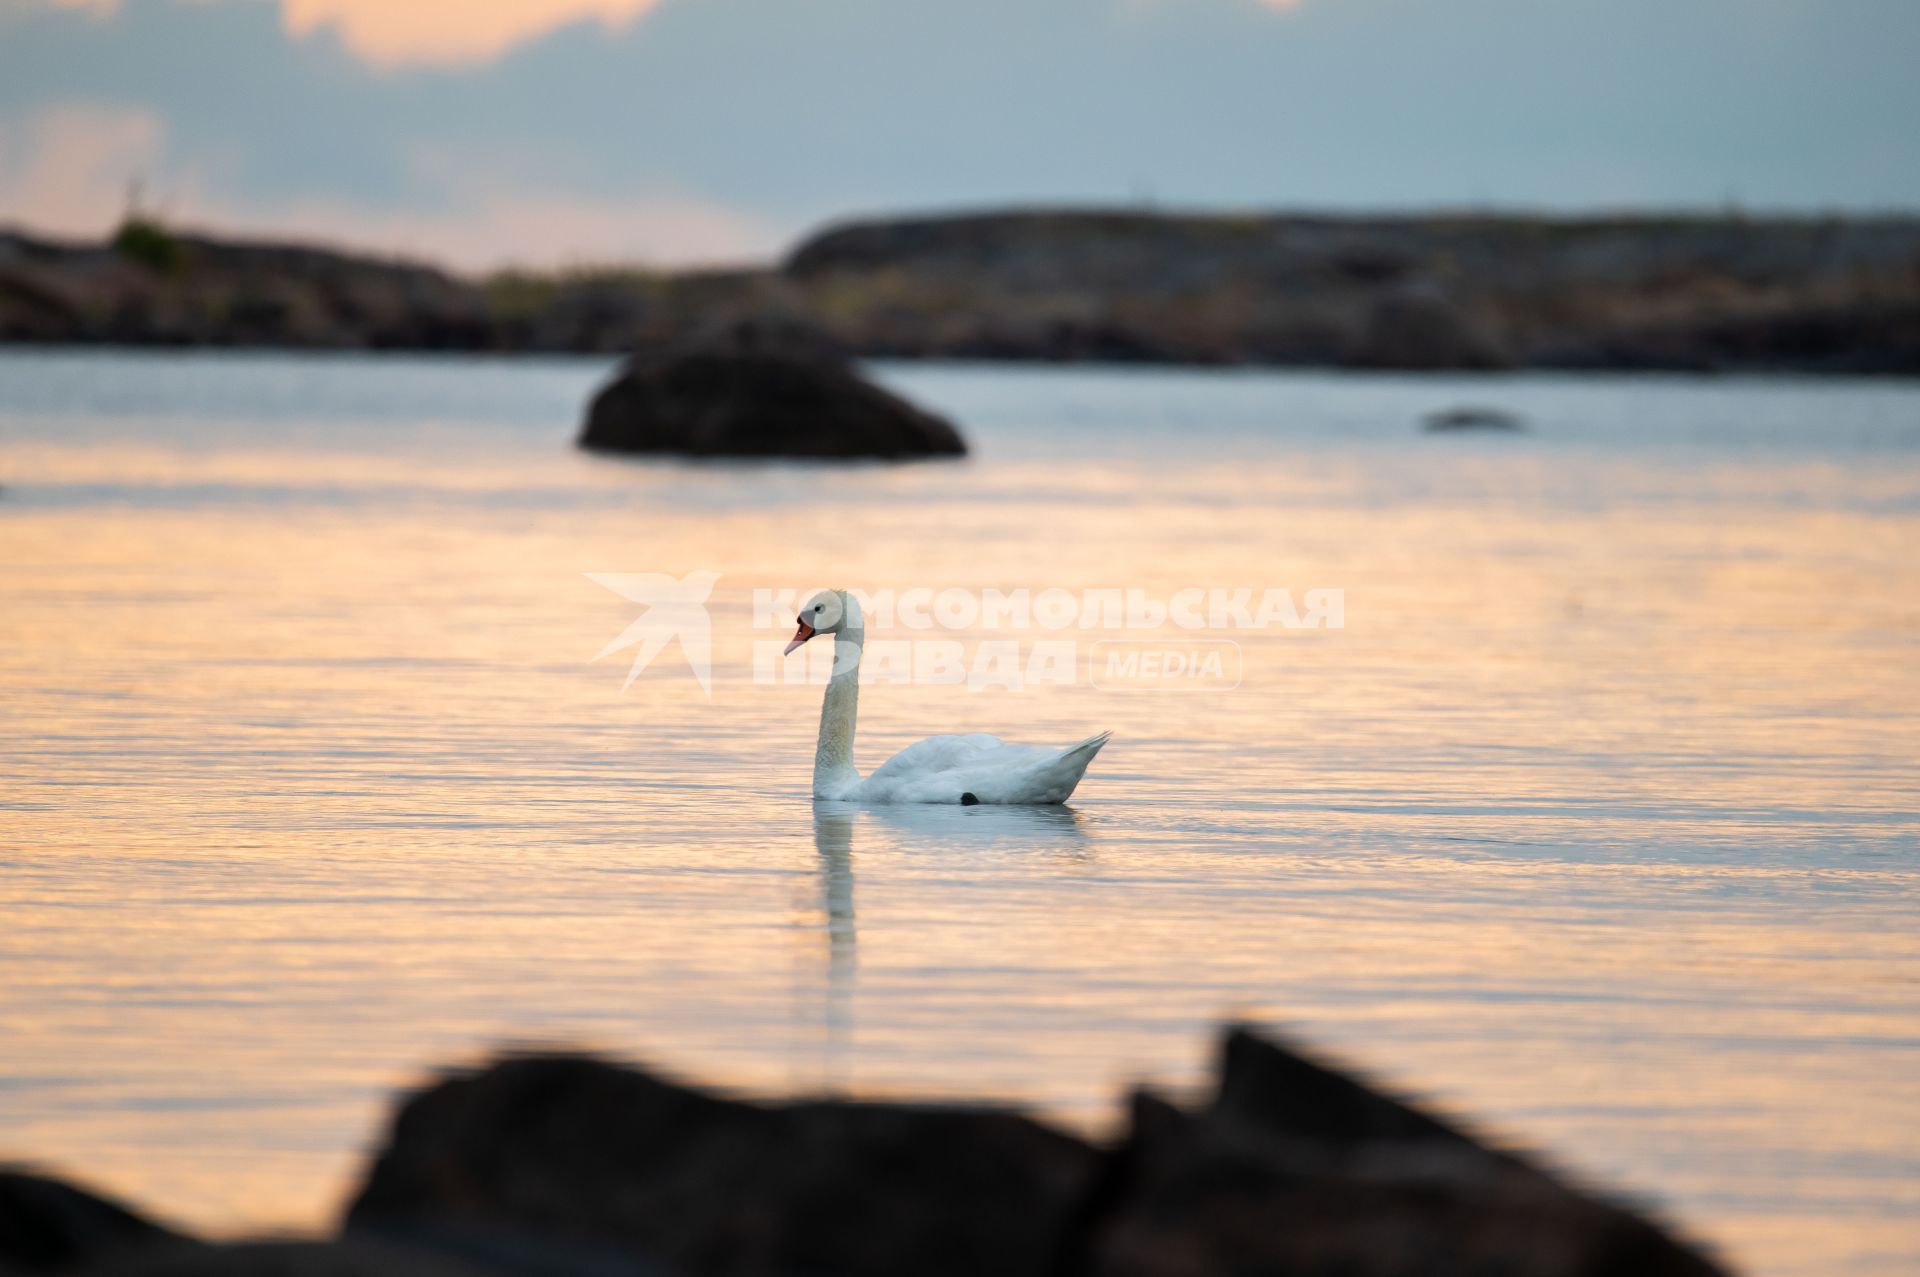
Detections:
1,350,1917,1276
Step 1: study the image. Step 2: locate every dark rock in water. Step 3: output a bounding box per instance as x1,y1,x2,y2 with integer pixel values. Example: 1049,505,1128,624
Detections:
1425,405,1528,432
579,314,967,460
347,1054,1093,1277
1072,1029,1724,1277
343,1029,1727,1277
0,1168,183,1273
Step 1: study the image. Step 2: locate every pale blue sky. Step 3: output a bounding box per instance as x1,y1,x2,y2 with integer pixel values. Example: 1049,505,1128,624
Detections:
1,0,1915,268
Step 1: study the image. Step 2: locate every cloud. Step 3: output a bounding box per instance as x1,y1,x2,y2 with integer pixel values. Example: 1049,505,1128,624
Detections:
4,0,1919,240
0,102,781,269
11,0,666,66
281,0,663,67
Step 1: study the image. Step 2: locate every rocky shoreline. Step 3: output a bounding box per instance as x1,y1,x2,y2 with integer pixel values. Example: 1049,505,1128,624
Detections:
4,210,1916,373
0,1026,1728,1277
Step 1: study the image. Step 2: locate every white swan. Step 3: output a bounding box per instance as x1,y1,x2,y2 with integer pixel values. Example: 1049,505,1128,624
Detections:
784,590,1112,805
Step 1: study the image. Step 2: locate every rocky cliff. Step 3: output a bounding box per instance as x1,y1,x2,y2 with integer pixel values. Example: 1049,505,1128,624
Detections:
6,210,1917,373
787,211,1920,372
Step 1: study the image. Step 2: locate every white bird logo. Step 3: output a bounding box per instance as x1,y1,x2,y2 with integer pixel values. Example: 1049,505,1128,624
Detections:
587,570,721,697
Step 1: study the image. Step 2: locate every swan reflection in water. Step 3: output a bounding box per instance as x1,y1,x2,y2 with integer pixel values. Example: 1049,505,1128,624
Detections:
805,803,1091,1086
811,806,858,1060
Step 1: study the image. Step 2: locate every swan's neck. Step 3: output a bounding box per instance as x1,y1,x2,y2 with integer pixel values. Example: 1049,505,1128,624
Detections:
814,624,863,798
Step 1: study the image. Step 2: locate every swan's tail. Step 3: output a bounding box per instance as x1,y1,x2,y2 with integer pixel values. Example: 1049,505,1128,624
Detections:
1061,730,1113,764
1040,730,1112,802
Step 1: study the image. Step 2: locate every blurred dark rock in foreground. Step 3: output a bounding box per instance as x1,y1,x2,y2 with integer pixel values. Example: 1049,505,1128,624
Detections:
1074,1030,1722,1277
5,1027,1730,1277
346,1053,1090,1277
6,210,1919,374
0,1170,183,1274
579,314,966,460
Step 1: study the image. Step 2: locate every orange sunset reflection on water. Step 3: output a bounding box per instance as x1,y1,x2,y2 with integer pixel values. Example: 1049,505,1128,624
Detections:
1,352,1917,1276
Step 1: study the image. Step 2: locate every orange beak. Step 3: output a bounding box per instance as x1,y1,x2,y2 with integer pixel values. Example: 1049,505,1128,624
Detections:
784,619,816,656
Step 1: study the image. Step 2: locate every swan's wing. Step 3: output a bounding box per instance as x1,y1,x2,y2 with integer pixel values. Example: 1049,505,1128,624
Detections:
866,733,1013,782
860,731,1111,804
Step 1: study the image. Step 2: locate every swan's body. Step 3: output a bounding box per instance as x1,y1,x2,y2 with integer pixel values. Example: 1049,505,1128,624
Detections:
790,590,1111,805
820,727,1113,805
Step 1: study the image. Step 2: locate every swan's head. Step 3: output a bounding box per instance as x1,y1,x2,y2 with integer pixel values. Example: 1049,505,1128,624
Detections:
784,589,859,655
